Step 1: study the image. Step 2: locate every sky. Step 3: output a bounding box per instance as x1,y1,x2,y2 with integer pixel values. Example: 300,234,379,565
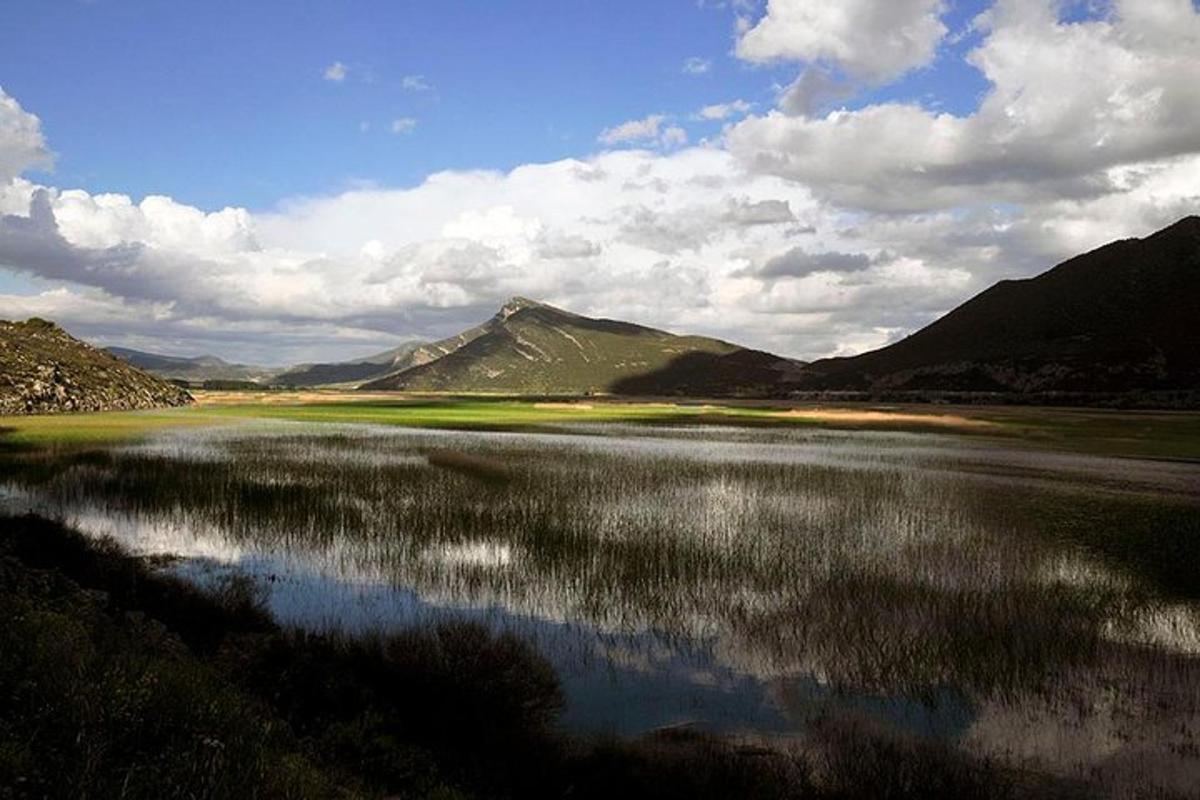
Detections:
1,0,1198,365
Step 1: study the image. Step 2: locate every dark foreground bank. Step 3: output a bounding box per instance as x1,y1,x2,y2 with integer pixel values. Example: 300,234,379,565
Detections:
1,515,1085,799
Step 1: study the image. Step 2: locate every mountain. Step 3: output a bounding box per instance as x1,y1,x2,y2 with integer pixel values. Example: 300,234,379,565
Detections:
109,341,429,388
362,297,804,395
272,342,426,387
105,347,271,384
1,319,192,415
797,216,1200,394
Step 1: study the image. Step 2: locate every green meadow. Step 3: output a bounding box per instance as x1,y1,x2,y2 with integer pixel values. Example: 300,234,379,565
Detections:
4,391,1200,460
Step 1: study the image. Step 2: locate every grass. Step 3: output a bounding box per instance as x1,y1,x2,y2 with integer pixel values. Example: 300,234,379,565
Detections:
2,514,1058,799
3,391,1200,460
0,408,214,447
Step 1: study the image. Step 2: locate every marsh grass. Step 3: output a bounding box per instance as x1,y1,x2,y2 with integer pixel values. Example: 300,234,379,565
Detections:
2,513,1074,800
3,422,1199,797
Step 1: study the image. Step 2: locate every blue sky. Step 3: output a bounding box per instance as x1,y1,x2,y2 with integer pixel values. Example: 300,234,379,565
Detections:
1,0,1198,364
4,0,993,211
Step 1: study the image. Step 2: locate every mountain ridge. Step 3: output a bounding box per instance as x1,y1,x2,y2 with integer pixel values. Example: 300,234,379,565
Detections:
795,215,1200,394
105,347,273,384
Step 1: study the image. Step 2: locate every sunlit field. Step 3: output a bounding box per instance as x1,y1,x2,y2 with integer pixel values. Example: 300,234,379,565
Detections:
3,398,1199,797
5,391,1200,459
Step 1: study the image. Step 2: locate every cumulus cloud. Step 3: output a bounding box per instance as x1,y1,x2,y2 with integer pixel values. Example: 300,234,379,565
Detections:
401,75,432,92
322,61,348,82
720,197,795,226
390,118,418,135
752,248,873,279
2,146,869,359
775,68,854,117
735,0,948,83
598,114,665,145
0,89,51,183
728,0,1200,211
598,115,688,148
660,125,688,147
694,100,753,121
682,56,712,75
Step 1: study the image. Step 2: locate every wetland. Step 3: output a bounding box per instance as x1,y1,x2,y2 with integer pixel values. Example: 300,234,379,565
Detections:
3,402,1200,797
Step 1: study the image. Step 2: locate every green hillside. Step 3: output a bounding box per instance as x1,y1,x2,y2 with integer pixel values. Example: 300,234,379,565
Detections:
362,297,803,395
1,319,193,415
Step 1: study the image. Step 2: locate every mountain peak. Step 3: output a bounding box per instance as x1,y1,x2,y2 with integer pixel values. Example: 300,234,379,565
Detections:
496,296,546,321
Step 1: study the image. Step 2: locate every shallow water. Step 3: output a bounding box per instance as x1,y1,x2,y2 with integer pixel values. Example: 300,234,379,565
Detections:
3,420,1199,794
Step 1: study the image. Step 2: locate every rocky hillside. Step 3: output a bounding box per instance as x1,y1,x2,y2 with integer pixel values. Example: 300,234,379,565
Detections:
1,319,193,415
363,297,804,396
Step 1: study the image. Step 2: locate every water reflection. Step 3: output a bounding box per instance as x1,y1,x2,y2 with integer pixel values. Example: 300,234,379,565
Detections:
3,420,1199,795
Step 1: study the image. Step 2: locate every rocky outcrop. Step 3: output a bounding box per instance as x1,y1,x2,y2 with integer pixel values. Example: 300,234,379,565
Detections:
0,318,193,415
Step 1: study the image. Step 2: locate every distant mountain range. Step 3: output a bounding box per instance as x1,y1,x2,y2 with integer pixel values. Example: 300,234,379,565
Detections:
106,342,429,388
105,347,274,384
97,216,1200,401
796,216,1200,394
1,319,191,415
362,297,806,395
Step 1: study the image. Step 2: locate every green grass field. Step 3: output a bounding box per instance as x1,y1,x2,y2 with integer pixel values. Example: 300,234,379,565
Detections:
2,392,1199,460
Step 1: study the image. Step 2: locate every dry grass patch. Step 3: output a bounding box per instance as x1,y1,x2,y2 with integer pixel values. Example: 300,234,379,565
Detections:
772,407,1001,431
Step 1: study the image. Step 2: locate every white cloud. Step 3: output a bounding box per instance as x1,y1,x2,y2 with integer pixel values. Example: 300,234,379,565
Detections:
728,0,1200,211
682,56,712,75
598,115,688,149
598,114,667,145
390,118,418,135
660,126,688,147
322,61,348,82
694,100,753,121
0,88,51,184
4,138,1197,364
735,0,948,83
401,75,432,92
2,146,880,359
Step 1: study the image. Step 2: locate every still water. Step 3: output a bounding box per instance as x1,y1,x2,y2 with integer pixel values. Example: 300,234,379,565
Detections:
3,421,1199,794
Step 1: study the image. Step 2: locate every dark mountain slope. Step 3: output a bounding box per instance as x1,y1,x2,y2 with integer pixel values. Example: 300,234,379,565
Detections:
1,319,192,414
799,216,1200,393
363,298,803,396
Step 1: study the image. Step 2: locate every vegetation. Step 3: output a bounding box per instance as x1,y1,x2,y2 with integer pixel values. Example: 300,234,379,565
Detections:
0,318,192,415
0,514,1056,799
5,393,1200,459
